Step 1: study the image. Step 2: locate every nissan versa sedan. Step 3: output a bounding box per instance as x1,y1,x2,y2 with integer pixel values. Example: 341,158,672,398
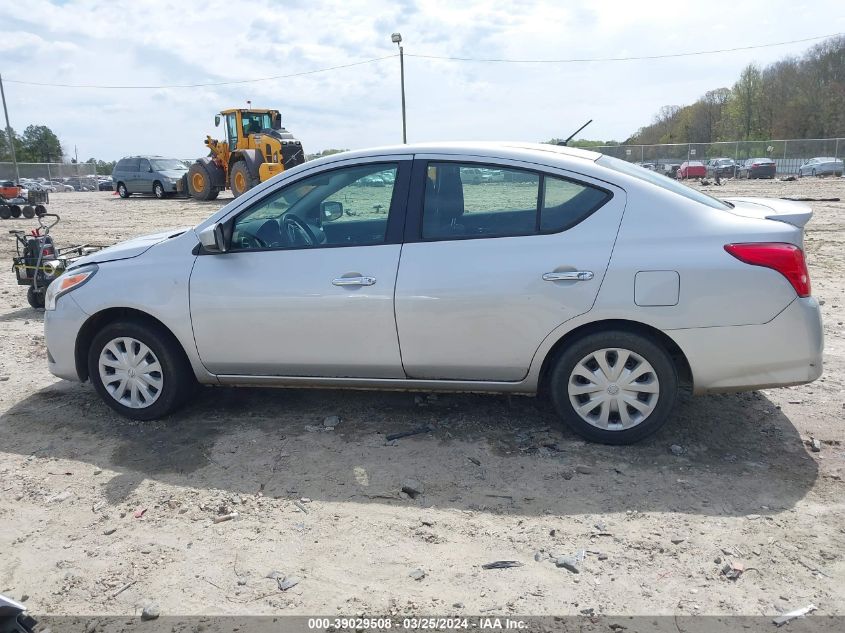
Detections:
43,142,823,444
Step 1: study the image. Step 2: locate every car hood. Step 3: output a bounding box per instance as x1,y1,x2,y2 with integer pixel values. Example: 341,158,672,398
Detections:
70,227,190,268
723,197,812,228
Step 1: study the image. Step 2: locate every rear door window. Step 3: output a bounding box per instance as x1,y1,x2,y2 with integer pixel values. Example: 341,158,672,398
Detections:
421,161,611,240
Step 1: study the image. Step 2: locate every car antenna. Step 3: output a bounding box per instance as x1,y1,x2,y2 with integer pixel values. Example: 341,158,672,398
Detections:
557,119,593,146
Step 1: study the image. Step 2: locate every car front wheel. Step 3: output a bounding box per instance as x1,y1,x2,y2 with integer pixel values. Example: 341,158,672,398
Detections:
88,320,194,420
549,330,678,444
153,181,165,198
117,182,130,198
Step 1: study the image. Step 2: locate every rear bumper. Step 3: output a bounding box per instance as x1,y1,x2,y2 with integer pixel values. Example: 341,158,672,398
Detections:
669,297,823,394
44,294,89,382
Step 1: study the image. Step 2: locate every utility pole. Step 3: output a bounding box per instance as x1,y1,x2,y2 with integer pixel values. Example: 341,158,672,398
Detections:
391,33,407,144
0,74,21,184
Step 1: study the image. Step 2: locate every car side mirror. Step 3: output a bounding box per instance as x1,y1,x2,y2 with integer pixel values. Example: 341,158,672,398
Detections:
214,115,221,127
320,200,343,223
198,223,228,253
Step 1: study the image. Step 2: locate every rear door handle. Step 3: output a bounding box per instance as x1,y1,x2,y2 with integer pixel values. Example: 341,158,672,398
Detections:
542,271,594,282
332,276,376,287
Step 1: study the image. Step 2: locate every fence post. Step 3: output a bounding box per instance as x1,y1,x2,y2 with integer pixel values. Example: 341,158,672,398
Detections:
836,138,839,159
47,163,51,181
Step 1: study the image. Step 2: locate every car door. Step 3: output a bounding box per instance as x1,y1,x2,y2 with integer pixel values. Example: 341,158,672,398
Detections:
394,157,626,381
189,158,411,377
134,158,152,193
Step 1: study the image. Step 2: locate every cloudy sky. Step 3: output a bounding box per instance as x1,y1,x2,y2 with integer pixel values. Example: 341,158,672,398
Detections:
2,0,843,161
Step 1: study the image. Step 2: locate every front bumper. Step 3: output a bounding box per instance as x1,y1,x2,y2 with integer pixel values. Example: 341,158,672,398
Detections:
44,294,89,381
669,297,823,394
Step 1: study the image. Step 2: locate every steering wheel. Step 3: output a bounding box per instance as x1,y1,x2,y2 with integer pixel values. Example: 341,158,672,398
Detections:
238,233,268,250
283,215,317,247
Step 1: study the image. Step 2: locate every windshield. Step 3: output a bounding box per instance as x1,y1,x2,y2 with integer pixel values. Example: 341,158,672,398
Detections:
151,159,187,171
597,155,730,210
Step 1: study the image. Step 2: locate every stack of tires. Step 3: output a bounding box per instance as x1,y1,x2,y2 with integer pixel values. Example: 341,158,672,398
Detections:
0,204,47,219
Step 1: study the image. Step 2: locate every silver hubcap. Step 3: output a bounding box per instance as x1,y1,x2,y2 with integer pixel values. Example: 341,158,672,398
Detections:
98,337,164,408
568,348,659,430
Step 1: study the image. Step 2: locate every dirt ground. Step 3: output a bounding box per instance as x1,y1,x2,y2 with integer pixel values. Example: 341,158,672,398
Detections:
0,177,843,620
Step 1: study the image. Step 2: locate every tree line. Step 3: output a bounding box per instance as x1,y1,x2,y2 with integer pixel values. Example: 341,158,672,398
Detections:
625,35,845,145
0,125,115,175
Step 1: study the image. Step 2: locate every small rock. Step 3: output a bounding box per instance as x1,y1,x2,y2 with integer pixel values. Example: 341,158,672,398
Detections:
140,603,160,620
20,594,29,602
278,576,300,591
534,551,543,562
810,438,821,452
669,444,685,456
103,527,117,536
714,556,722,564
597,553,608,561
401,479,424,499
49,490,74,503
452,602,464,608
265,570,284,580
420,518,435,527
323,415,341,428
555,556,580,573
409,568,426,581
0,376,9,382
237,579,247,586
670,536,686,545
575,465,593,474
549,529,556,536
93,467,102,475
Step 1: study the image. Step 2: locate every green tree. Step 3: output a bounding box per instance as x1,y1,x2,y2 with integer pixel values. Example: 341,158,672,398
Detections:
19,125,63,162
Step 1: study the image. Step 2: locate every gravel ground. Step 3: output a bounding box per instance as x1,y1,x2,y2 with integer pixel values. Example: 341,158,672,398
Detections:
0,178,843,620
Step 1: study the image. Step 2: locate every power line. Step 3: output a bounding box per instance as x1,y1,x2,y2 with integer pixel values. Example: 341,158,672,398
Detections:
405,32,843,64
3,55,398,89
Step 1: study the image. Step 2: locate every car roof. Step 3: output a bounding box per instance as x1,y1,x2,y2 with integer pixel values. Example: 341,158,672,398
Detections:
309,141,602,167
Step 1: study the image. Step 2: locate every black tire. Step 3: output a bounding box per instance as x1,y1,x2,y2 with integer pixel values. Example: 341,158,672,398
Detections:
548,330,678,445
229,161,258,198
22,205,35,219
9,205,21,218
0,205,10,219
117,182,130,198
35,204,47,217
27,286,45,309
188,162,219,201
87,319,195,420
153,181,165,199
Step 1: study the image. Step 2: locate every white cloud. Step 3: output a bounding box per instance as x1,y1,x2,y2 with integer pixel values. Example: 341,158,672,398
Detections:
1,0,842,160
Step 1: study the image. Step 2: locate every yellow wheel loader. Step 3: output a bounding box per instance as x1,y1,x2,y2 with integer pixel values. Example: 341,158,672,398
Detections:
187,108,305,200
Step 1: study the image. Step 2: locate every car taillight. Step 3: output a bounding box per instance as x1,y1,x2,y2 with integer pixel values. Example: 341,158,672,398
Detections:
724,243,811,297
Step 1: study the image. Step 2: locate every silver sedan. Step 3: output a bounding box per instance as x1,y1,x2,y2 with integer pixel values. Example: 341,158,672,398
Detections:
798,156,844,177
43,142,823,444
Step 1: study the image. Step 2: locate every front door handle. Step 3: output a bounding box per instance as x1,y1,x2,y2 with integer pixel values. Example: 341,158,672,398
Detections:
332,276,377,287
542,271,594,282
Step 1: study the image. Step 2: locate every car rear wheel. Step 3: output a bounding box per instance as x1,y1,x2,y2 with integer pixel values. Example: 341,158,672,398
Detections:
88,320,195,420
117,182,130,198
549,330,678,444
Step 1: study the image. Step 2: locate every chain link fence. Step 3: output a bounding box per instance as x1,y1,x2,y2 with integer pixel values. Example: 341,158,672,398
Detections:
584,138,845,175
0,162,98,182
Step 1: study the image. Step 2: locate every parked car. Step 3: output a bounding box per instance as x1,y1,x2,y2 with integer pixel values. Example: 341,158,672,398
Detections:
112,156,189,199
737,158,776,179
659,163,680,178
44,142,823,444
706,158,736,178
677,161,706,179
798,157,844,177
50,180,75,192
98,180,114,191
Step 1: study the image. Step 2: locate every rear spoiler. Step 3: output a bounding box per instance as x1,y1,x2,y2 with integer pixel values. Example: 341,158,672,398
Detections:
723,197,813,229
